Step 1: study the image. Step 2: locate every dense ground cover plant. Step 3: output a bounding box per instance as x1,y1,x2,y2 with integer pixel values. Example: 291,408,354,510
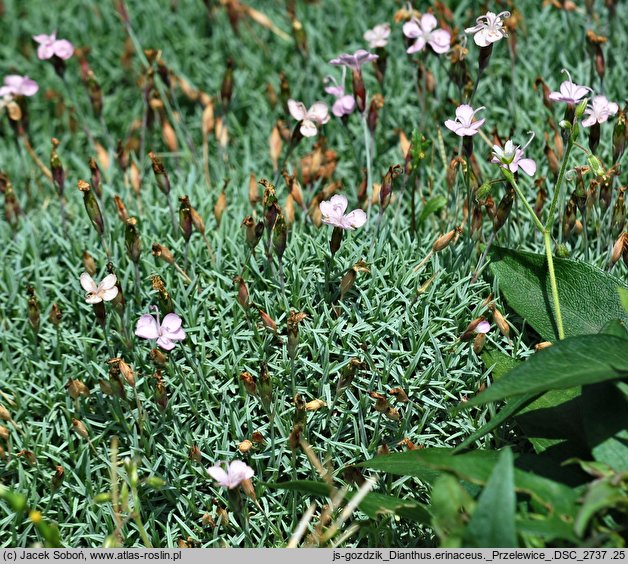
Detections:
0,0,626,549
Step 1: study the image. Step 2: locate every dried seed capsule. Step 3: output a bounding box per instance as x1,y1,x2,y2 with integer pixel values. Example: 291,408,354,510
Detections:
125,218,141,264
78,180,104,236
88,157,102,199
82,250,97,276
305,399,326,411
286,310,307,360
233,276,249,309
473,332,486,355
149,152,171,196
152,243,175,265
27,286,40,334
535,341,553,351
239,372,257,396
492,307,510,338
66,379,90,399
72,418,89,440
388,387,409,403
50,138,64,197
51,466,65,491
189,446,202,462
238,440,253,454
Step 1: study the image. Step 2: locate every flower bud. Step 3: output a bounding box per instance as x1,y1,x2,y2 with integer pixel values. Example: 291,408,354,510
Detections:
214,191,227,227
562,195,577,239
239,371,257,396
368,94,384,135
494,188,514,232
239,439,253,454
124,217,142,264
189,445,202,462
273,213,287,261
78,180,104,236
351,68,366,114
50,138,64,198
149,152,171,196
229,276,248,309
220,58,233,112
388,387,409,403
178,196,193,242
575,98,588,119
27,286,40,334
152,242,175,265
258,308,276,332
93,301,106,329
150,348,168,367
330,226,344,257
609,232,626,269
72,418,89,440
380,165,401,211
242,216,264,253
49,303,62,327
82,250,97,276
611,189,626,237
286,310,307,360
118,359,136,387
51,466,65,491
151,275,174,315
66,379,90,399
113,195,129,223
154,373,168,411
433,227,462,252
491,307,510,338
258,362,273,412
612,107,626,164
337,358,365,394
88,157,102,199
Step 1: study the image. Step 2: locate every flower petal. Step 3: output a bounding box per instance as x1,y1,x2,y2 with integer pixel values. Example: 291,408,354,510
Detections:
407,37,426,54
85,294,103,304
300,119,318,137
161,313,182,333
455,104,475,125
157,336,176,350
53,39,74,60
307,102,330,124
287,99,306,121
135,314,160,340
518,158,537,177
207,466,229,486
100,287,119,302
37,43,55,60
429,29,451,53
476,321,491,334
80,272,98,293
420,13,438,32
165,327,186,341
19,77,39,96
342,209,367,230
402,20,421,39
33,33,54,44
98,274,118,291
473,28,492,47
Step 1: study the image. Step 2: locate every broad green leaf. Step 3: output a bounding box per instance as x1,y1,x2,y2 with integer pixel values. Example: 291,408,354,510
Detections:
489,247,628,341
464,448,517,547
482,349,521,381
462,335,628,407
418,196,447,224
599,319,628,339
582,383,628,472
430,474,475,548
619,288,628,313
517,516,578,544
359,448,578,517
265,480,430,523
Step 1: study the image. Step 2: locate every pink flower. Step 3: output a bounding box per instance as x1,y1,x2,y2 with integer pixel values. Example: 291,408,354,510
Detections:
324,77,356,118
465,11,510,47
364,23,391,49
288,99,330,137
0,75,39,97
329,49,378,71
582,95,619,127
491,135,537,177
476,321,491,334
320,194,367,230
79,273,118,304
403,14,451,55
33,32,74,60
135,309,186,351
444,104,485,137
207,460,254,489
548,71,591,104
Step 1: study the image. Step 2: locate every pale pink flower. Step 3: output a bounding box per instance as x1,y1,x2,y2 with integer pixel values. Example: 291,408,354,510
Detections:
476,321,491,334
364,23,391,49
548,71,591,104
0,75,39,97
403,13,451,54
465,11,510,47
444,104,485,137
329,49,378,71
320,194,367,230
491,135,537,177
288,99,330,137
135,309,186,351
582,95,619,127
79,273,118,304
324,77,356,118
33,32,74,60
208,460,255,489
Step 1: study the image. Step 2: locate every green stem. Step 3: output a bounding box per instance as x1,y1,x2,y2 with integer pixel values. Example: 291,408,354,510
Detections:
362,113,373,217
545,139,574,231
544,231,565,340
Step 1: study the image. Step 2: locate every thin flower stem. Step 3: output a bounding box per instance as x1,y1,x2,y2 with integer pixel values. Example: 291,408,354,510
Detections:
545,139,574,231
362,113,373,218
544,231,565,340
502,171,545,233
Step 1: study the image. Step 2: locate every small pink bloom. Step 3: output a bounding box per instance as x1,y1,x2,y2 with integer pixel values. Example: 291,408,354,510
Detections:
364,23,391,49
135,309,186,351
444,104,485,137
476,321,491,334
548,71,591,104
320,194,367,230
332,95,356,118
582,95,619,127
208,460,254,489
403,13,451,55
80,272,118,304
329,49,378,71
0,75,39,97
288,99,330,137
33,32,74,60
491,135,537,177
465,11,510,47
